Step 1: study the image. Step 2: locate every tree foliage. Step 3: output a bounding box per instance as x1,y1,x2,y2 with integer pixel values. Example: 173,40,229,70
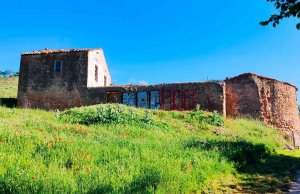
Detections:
260,0,300,29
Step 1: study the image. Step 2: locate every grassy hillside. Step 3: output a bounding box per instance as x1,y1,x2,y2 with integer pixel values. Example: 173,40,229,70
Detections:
0,77,300,193
0,105,300,193
0,77,18,98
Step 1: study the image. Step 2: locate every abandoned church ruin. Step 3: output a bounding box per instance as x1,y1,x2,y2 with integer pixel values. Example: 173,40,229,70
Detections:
17,48,300,145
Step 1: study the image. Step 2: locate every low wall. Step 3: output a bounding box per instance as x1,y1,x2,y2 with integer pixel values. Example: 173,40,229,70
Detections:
85,81,226,114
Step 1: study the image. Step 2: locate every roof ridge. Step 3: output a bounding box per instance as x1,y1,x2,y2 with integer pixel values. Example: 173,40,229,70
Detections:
227,72,298,90
22,48,102,55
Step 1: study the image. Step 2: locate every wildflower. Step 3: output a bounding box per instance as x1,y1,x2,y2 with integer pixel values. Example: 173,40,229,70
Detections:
56,127,60,131
48,140,53,148
32,176,35,180
57,137,62,142
87,165,92,174
185,161,192,173
123,133,129,138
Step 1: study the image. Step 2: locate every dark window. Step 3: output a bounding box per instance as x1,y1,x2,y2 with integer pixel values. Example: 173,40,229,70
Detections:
95,65,98,82
104,76,107,86
54,61,62,74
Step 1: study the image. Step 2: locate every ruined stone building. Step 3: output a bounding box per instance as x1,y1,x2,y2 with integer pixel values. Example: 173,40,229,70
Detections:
17,48,300,145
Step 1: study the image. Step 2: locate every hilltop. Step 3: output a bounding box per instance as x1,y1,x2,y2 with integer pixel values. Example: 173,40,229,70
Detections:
0,70,18,78
0,77,300,193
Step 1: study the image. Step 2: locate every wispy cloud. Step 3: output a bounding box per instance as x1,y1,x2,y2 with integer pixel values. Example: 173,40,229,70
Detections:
139,80,148,86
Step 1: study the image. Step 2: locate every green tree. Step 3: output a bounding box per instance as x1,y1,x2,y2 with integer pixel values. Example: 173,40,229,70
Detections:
260,0,300,29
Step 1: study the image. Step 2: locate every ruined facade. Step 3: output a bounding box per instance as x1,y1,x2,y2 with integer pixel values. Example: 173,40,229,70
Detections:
17,48,300,145
18,49,111,109
225,73,300,144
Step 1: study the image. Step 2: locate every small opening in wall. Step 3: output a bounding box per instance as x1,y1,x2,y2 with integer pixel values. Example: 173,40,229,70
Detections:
104,76,107,87
95,65,98,82
54,60,62,74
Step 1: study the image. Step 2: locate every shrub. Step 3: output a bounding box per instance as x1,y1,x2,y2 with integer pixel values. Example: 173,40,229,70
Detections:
59,104,154,126
189,105,224,127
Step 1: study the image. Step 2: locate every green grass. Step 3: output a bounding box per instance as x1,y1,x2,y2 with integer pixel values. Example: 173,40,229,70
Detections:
0,104,299,193
0,77,300,193
0,77,18,98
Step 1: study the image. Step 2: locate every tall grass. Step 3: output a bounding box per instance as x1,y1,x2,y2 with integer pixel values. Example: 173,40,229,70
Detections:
0,104,292,193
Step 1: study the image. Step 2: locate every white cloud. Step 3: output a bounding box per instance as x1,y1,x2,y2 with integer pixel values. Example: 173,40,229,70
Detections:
139,80,148,86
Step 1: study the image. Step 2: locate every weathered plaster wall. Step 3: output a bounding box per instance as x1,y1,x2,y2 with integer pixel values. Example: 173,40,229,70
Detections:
87,49,111,87
17,51,88,110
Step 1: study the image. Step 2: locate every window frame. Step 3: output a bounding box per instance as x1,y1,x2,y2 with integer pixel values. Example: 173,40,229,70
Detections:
104,75,107,87
54,60,62,75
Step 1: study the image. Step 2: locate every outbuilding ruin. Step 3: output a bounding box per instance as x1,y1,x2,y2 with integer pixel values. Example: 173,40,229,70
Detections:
17,48,300,146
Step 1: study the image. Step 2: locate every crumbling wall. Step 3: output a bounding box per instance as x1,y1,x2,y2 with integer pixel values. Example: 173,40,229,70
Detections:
225,74,262,119
17,51,88,110
226,73,300,143
84,81,225,114
254,76,300,141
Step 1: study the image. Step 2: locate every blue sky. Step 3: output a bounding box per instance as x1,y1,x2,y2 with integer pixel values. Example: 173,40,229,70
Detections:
0,1,299,97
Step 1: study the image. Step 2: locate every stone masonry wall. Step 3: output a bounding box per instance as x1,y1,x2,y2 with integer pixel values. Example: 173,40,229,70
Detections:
84,81,225,114
225,74,262,119
254,76,300,141
17,51,88,110
226,73,300,144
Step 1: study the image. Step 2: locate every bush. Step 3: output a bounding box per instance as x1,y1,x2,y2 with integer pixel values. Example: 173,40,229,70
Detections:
59,104,154,126
189,105,224,127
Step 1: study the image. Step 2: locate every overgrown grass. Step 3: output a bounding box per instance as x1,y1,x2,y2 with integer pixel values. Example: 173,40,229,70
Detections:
0,104,299,193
